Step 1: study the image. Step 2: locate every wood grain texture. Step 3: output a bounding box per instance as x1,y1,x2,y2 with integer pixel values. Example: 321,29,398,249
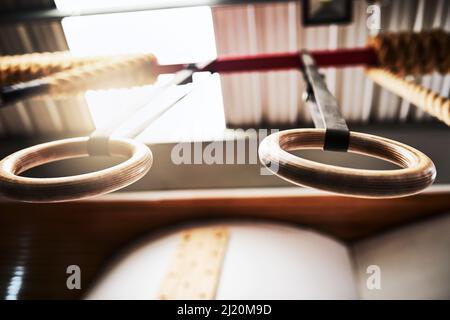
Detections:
259,129,436,198
0,189,448,299
0,137,152,202
157,226,229,300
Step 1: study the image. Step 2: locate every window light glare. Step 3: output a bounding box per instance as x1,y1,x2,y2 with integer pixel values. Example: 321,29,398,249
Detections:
58,3,224,142
60,6,217,65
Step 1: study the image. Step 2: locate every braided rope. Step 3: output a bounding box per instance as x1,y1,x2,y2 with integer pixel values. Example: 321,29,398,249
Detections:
366,68,450,126
43,53,157,96
0,51,117,86
369,29,450,75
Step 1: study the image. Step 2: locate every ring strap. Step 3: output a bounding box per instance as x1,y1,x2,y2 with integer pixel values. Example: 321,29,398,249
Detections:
323,128,350,152
86,67,199,156
301,52,350,152
87,136,110,156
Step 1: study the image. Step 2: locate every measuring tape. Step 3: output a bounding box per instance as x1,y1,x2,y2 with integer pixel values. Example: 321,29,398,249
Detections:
157,226,230,300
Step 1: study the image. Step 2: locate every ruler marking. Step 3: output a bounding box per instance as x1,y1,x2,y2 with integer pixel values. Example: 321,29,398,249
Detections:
157,226,229,300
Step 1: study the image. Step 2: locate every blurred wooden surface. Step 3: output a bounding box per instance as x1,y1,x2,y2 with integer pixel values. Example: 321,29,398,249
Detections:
0,189,448,299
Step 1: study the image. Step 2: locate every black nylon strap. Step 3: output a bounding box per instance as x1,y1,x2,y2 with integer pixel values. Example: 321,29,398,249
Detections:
323,128,350,152
1,80,50,108
301,51,350,152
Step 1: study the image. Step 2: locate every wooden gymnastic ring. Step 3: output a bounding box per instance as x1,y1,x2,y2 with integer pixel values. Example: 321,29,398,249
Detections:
0,137,153,202
258,129,436,198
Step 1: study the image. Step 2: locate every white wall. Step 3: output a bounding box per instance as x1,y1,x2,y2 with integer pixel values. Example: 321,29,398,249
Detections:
352,213,450,299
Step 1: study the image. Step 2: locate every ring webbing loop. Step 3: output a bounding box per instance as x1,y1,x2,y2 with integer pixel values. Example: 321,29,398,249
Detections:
86,66,200,157
323,128,350,152
300,51,350,152
87,136,110,156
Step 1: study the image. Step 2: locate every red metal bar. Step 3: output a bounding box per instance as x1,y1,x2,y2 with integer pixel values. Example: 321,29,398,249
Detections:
154,47,378,75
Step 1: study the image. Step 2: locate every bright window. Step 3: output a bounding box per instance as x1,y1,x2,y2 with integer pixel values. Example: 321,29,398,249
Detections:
56,1,225,142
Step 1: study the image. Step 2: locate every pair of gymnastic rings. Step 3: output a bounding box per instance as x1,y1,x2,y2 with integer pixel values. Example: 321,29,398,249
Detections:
0,51,437,202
